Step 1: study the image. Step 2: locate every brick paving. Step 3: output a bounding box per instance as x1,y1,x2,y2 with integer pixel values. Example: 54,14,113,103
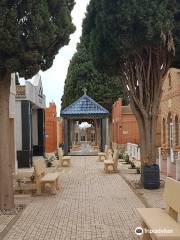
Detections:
121,172,166,209
2,156,144,240
0,215,15,234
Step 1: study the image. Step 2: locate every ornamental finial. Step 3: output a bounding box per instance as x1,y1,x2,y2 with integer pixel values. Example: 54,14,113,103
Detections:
83,87,87,95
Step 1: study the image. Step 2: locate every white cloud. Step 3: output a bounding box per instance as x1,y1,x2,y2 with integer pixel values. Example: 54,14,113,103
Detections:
41,0,90,115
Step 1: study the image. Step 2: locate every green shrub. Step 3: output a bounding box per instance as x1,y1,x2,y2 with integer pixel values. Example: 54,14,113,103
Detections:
123,154,130,164
130,161,136,169
136,167,141,174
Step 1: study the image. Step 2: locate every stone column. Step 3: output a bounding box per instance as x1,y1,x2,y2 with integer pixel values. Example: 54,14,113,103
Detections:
95,119,101,146
176,152,180,181
106,117,110,147
135,145,138,160
69,119,74,147
158,147,162,171
137,148,141,161
64,119,69,155
101,118,107,152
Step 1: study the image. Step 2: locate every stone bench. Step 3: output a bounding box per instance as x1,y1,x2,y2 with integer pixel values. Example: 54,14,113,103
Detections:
33,159,60,195
92,145,99,151
58,148,71,167
98,145,109,161
61,156,71,167
137,177,180,239
104,149,118,173
41,172,60,195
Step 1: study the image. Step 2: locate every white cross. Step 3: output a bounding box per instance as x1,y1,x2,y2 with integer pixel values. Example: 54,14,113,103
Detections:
83,87,87,95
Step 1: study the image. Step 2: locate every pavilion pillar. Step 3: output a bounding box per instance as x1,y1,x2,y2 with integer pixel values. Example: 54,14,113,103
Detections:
98,119,101,147
105,117,110,147
64,119,69,155
101,118,107,151
69,119,74,147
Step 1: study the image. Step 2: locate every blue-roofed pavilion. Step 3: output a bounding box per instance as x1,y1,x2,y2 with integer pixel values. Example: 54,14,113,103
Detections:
60,92,109,155
61,93,109,118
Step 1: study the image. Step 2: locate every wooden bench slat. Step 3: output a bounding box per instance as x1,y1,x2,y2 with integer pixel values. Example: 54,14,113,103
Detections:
137,208,180,239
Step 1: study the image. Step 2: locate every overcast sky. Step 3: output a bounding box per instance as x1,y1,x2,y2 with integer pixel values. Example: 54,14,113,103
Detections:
40,0,90,116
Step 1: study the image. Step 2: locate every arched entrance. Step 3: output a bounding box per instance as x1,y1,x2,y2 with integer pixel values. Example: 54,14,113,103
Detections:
60,92,109,155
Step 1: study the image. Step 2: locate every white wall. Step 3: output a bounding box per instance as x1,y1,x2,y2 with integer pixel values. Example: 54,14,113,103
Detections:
26,80,46,109
15,101,22,151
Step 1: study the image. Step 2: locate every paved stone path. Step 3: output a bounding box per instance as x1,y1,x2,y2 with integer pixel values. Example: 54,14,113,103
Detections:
4,156,144,240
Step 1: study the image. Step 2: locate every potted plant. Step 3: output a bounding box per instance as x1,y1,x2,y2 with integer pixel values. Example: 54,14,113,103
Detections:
130,161,136,169
142,164,160,189
136,167,141,174
124,154,130,164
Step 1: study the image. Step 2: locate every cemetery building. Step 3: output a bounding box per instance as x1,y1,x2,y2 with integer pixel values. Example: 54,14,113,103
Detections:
15,75,46,168
45,102,57,153
112,99,161,150
112,98,140,149
160,68,180,152
159,68,180,178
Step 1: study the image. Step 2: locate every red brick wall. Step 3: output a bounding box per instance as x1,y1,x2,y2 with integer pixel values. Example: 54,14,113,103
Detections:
121,115,140,144
112,99,140,145
45,102,57,153
112,99,161,147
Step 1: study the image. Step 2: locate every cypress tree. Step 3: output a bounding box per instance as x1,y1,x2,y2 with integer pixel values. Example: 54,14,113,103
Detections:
0,0,75,210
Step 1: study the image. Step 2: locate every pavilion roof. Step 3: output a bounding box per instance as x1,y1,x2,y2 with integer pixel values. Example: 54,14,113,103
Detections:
60,94,109,118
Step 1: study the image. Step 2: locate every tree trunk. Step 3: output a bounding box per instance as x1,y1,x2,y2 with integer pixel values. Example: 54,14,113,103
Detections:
128,95,159,166
0,71,15,210
120,41,173,167
137,113,158,165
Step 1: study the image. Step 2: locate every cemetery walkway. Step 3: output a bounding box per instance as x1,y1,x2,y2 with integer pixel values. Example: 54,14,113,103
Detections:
4,156,144,240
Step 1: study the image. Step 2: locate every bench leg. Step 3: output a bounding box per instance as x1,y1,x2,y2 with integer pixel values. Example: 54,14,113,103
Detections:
41,182,45,192
51,182,57,195
113,165,118,173
62,160,69,167
36,179,42,195
107,164,114,174
56,178,60,190
141,222,152,240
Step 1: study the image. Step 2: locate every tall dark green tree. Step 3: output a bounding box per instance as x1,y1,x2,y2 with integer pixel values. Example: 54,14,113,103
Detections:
83,0,180,167
0,0,75,210
61,43,127,112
